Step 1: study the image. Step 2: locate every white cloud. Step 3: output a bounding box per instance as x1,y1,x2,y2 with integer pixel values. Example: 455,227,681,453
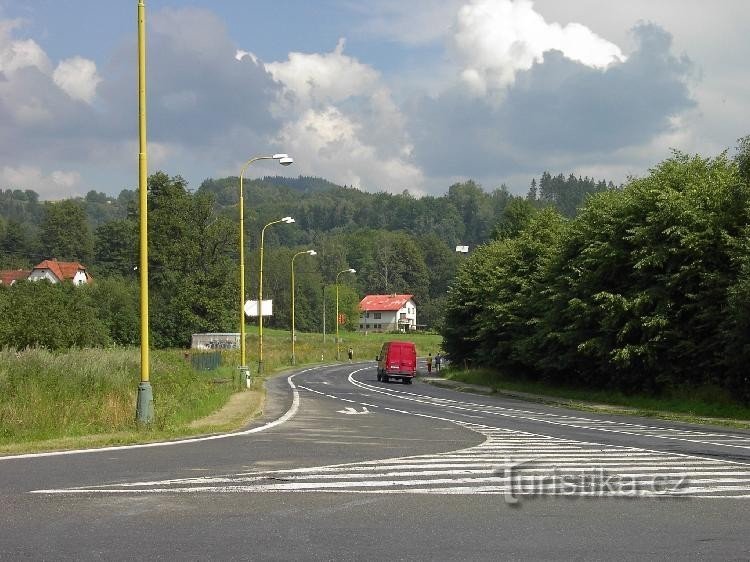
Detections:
452,0,626,95
262,39,424,192
52,56,101,103
2,165,82,197
266,38,380,111
275,106,423,193
0,19,50,75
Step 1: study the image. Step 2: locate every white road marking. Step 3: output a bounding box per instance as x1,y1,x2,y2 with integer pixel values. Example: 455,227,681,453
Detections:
337,407,371,415
348,371,750,451
33,424,750,498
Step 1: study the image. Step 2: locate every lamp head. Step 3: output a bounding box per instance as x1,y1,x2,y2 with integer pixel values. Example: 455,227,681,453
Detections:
282,216,295,224
348,268,356,273
307,250,317,256
272,153,294,166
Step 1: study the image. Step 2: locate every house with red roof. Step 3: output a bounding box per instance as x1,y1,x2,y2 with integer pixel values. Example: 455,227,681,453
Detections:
28,259,93,286
0,269,31,286
359,294,416,332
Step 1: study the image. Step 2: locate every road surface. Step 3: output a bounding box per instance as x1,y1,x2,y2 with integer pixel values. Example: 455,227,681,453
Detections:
1,362,748,560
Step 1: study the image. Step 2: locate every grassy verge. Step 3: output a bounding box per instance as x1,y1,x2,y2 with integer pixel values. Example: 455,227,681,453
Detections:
0,329,442,454
0,347,237,454
443,367,750,428
236,326,443,372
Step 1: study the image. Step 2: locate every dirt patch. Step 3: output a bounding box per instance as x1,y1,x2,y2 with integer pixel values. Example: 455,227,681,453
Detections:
189,388,265,430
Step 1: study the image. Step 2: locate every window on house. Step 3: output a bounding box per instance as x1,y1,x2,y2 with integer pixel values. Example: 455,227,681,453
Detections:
366,324,370,329
374,312,381,319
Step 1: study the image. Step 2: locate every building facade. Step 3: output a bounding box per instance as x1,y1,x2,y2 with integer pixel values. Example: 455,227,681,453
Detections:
27,260,92,285
359,294,417,332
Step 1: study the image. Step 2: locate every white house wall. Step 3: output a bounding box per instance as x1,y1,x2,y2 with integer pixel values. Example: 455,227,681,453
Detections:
359,299,417,331
28,270,59,283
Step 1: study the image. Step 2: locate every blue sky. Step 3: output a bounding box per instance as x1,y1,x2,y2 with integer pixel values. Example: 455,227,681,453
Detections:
0,0,747,199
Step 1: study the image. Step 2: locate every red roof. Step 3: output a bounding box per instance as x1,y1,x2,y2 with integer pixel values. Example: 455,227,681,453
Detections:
359,294,413,311
0,269,30,285
33,260,91,282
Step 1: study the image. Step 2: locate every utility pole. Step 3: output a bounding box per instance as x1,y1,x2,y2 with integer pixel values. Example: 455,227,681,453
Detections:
322,284,326,343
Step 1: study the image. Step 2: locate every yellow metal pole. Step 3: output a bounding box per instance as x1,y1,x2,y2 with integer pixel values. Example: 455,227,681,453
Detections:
290,250,314,365
135,0,153,423
258,220,276,375
237,157,289,382
336,280,340,361
239,170,246,371
335,268,354,361
291,252,298,365
239,159,263,374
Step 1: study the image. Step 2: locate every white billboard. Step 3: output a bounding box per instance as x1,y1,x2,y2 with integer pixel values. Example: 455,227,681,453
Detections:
244,299,273,317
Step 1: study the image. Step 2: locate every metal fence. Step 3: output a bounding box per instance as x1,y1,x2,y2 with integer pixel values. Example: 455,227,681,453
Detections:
190,351,221,371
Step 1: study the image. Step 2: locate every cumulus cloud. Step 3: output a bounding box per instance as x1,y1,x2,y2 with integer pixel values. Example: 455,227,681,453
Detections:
261,40,424,192
275,106,423,192
409,22,694,182
266,38,380,112
452,0,626,95
0,19,51,75
52,57,101,103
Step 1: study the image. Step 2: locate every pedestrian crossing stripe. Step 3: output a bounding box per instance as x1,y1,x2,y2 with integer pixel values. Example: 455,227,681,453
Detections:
33,424,750,498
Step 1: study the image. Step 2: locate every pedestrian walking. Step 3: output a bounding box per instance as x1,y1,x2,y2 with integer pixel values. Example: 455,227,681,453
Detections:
347,347,353,362
435,353,442,372
427,353,433,374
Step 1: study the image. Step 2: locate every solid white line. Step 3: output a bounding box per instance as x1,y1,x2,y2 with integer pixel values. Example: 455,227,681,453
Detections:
348,371,750,456
2,366,313,461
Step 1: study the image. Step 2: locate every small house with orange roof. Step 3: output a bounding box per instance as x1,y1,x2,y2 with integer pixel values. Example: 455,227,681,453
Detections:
28,259,93,286
0,269,31,286
359,294,416,332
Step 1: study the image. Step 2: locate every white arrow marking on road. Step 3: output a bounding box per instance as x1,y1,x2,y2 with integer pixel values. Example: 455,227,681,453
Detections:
338,406,370,415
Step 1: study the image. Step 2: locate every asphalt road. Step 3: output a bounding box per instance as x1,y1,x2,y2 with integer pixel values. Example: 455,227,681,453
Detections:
1,362,749,560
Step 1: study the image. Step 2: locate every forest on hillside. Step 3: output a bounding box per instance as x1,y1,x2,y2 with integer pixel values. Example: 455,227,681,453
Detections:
0,170,612,349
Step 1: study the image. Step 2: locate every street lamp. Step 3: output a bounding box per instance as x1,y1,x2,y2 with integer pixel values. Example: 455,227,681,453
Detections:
258,215,295,375
135,0,153,423
335,268,356,360
291,249,316,365
238,154,293,384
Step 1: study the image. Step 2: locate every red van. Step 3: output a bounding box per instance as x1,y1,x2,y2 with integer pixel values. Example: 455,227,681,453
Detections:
376,341,417,384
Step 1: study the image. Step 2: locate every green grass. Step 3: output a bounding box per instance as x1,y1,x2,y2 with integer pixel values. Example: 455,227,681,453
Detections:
0,329,443,453
444,367,750,426
0,347,236,452
238,326,443,372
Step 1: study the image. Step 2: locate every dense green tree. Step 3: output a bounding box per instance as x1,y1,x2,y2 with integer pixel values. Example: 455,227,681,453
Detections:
0,281,110,349
443,150,750,401
146,172,238,348
89,277,140,346
0,219,37,268
40,200,94,263
93,219,138,277
491,198,537,240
